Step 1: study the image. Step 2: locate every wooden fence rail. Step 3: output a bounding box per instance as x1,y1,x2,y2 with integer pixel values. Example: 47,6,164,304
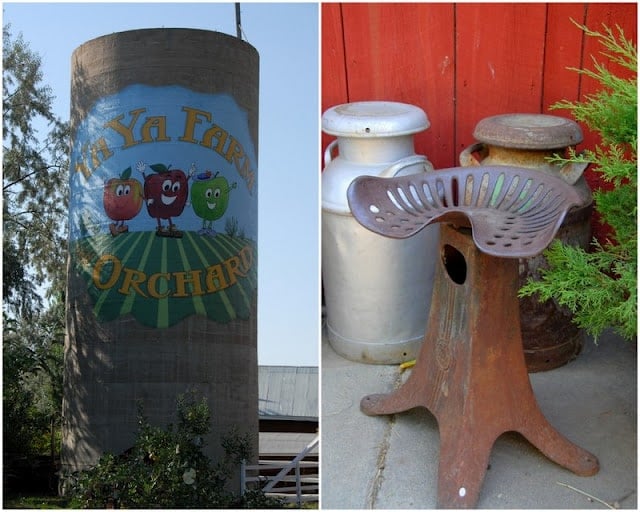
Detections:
240,436,319,506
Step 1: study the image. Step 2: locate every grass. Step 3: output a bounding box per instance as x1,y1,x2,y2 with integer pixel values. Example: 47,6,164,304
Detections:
3,494,70,509
3,492,318,509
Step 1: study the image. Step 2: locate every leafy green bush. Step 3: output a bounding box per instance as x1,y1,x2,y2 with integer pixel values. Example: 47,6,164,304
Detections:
66,393,283,509
3,302,64,459
519,23,637,340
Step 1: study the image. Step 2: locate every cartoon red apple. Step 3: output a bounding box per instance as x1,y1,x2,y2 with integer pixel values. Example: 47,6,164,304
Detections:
103,167,144,236
140,162,189,237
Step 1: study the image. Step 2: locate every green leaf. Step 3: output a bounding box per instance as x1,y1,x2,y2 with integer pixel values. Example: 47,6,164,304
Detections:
150,163,169,173
121,167,132,180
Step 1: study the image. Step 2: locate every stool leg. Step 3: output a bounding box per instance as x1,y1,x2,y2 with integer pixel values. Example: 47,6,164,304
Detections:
517,404,600,476
437,425,496,509
359,225,599,508
360,355,433,415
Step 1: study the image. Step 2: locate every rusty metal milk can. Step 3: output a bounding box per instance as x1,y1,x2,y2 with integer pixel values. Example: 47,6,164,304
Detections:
322,101,439,364
459,113,593,371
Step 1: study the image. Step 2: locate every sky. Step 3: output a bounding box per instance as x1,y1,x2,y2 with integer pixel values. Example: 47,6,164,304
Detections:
2,1,320,367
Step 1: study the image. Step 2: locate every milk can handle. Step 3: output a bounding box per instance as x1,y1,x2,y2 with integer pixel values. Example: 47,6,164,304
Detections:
379,154,434,178
324,139,339,165
556,159,589,185
459,142,489,166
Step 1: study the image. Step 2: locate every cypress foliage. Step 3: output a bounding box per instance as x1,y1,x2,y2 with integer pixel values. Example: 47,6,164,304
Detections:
519,23,637,341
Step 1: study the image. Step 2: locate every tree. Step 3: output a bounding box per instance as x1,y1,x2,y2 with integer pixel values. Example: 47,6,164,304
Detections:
2,24,68,468
3,298,65,458
520,23,637,341
3,23,70,317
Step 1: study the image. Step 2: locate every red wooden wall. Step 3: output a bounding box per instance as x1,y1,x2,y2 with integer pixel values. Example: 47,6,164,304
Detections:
321,2,637,242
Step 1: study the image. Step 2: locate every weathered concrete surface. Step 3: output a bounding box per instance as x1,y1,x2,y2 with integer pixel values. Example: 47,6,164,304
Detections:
322,328,636,509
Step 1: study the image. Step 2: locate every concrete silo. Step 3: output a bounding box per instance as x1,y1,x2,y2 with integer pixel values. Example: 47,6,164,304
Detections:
62,28,259,492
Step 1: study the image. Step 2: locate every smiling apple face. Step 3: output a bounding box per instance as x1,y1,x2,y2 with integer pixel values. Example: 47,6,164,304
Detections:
143,164,189,220
191,171,234,221
103,167,144,221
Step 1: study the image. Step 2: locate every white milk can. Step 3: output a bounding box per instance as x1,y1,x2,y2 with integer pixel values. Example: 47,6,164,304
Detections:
322,101,439,364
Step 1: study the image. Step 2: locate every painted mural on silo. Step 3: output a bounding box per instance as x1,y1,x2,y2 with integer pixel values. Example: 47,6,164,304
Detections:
69,87,257,327
62,29,259,486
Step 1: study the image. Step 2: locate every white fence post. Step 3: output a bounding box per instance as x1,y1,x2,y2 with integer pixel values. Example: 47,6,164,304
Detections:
240,459,246,495
295,461,302,506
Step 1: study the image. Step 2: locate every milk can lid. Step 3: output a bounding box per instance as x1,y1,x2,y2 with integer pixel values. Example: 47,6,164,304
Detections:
473,113,583,149
322,101,429,137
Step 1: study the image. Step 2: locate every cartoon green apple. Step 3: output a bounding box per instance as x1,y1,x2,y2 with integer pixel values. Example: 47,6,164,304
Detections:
190,170,237,236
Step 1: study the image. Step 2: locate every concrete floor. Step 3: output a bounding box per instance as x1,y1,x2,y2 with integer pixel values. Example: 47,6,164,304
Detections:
321,327,637,509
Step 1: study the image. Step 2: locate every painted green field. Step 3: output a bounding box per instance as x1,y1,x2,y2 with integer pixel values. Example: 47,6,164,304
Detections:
72,231,257,328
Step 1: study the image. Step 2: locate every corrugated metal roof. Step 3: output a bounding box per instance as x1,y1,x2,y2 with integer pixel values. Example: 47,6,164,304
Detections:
258,366,318,421
259,432,319,457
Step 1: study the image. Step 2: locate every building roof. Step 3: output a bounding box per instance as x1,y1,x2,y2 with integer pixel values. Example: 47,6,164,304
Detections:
259,432,319,457
258,366,318,422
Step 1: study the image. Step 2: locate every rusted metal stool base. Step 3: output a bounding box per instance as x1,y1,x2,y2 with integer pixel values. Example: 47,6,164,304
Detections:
361,225,599,508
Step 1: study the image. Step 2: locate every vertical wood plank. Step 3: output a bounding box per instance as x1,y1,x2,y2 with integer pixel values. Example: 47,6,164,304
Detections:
340,3,456,168
321,3,348,108
321,3,348,163
454,3,548,157
542,3,588,109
